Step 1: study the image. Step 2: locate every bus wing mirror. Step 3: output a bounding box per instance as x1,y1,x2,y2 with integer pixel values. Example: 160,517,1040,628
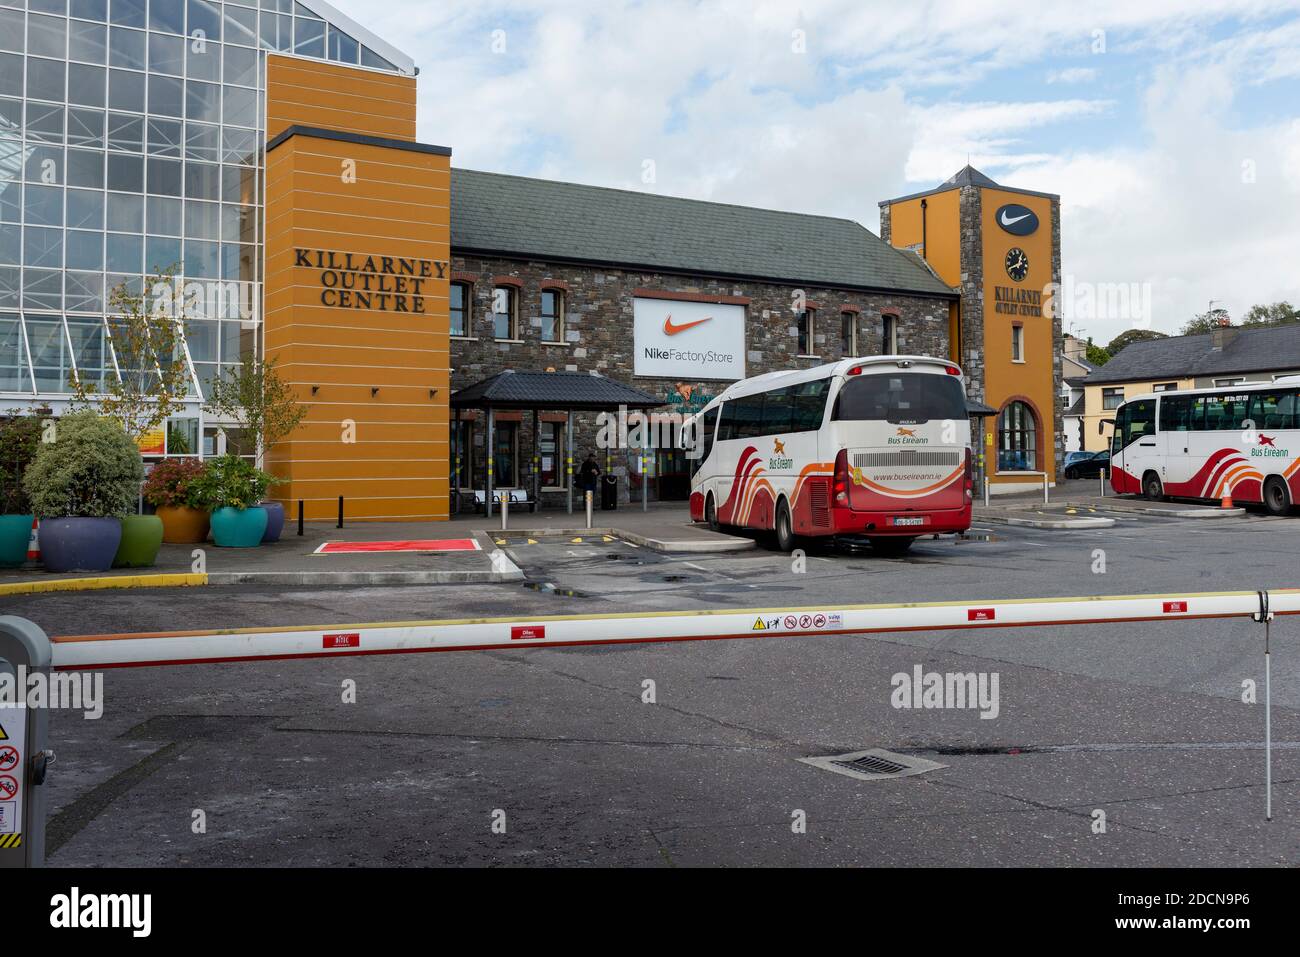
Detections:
1099,418,1115,435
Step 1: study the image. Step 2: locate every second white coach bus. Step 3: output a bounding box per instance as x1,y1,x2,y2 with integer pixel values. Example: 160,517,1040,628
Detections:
1106,377,1300,514
684,356,974,554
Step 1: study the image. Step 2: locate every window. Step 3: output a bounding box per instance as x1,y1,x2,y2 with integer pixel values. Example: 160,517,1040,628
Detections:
541,289,564,343
689,406,720,476
882,314,898,355
1248,390,1298,430
449,282,470,338
454,419,480,490
791,379,831,431
1121,399,1156,446
997,401,1038,472
1011,324,1024,362
1202,393,1252,431
835,373,967,424
1159,395,1193,432
760,387,793,435
492,285,518,340
539,421,566,488
492,421,519,487
1214,377,1247,388
1152,382,1177,392
1102,387,1124,411
841,311,857,356
797,309,815,355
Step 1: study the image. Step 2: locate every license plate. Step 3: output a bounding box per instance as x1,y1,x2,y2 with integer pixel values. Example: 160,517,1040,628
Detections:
893,516,927,526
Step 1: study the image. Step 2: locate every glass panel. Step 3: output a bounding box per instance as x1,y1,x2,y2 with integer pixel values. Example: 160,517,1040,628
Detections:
328,26,358,63
105,231,142,272
106,152,144,191
148,73,184,117
186,41,221,82
185,80,221,122
185,121,221,161
0,314,30,391
188,1,223,43
0,12,25,56
222,85,256,127
146,156,183,195
186,318,218,362
109,0,148,30
183,238,219,277
146,194,182,235
106,191,144,231
28,15,69,60
72,0,110,22
24,270,64,311
145,234,181,273
69,20,109,65
66,317,108,389
149,0,186,35
68,63,107,107
148,31,185,75
66,149,107,189
223,6,258,48
223,44,257,87
184,161,220,200
26,102,65,143
294,17,324,57
24,185,64,226
68,106,106,147
65,230,104,270
0,54,22,99
184,199,219,240
0,223,16,264
66,188,105,229
25,223,66,266
106,111,143,151
27,317,72,391
66,273,105,313
107,26,147,69
107,67,145,111
146,117,182,156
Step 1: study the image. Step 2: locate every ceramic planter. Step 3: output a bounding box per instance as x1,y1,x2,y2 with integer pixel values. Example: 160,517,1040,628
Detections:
39,517,122,573
260,501,285,543
210,506,268,548
157,505,210,544
0,514,33,568
114,514,164,568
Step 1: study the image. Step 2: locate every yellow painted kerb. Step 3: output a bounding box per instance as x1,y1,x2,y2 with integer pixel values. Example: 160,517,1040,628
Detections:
0,573,209,596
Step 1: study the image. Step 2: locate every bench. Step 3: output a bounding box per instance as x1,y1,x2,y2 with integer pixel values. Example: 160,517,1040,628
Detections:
464,489,538,514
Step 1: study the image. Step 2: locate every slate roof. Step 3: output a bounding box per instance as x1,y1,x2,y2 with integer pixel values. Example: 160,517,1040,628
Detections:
451,371,664,410
1064,395,1085,417
878,164,1060,206
451,169,956,299
1085,325,1300,384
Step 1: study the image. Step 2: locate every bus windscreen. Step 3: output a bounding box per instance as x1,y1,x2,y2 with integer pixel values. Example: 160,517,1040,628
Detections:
833,373,966,424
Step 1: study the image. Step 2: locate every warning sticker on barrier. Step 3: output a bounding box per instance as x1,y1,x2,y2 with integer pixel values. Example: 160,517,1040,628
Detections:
511,626,546,641
0,747,17,773
0,802,17,835
1163,601,1189,614
0,704,19,848
0,776,17,800
323,632,361,649
968,608,997,622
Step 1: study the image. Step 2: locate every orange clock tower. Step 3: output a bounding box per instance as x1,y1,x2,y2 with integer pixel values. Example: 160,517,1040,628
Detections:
880,167,1063,492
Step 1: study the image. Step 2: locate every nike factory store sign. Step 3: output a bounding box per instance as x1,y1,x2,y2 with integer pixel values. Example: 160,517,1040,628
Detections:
633,298,746,380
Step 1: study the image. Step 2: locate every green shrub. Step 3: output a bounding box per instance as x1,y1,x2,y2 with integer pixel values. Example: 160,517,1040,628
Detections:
23,412,144,519
142,457,206,508
0,414,44,514
190,454,276,511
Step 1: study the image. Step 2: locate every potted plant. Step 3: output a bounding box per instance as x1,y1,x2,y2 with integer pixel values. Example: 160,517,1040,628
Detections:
22,412,145,573
206,357,306,543
0,414,43,567
192,454,277,548
142,457,209,544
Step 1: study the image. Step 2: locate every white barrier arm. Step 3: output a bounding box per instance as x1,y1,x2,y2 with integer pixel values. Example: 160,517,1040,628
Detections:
50,589,1299,671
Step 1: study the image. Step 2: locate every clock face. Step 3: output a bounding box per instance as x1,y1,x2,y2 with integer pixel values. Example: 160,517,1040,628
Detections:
1005,247,1030,282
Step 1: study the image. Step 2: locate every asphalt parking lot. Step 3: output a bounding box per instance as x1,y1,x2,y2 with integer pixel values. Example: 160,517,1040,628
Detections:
7,506,1299,866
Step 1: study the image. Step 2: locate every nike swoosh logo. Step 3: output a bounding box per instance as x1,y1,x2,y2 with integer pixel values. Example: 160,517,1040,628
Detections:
1000,211,1033,227
664,314,713,336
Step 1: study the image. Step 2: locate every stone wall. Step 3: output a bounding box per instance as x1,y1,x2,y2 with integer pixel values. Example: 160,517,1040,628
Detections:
448,253,956,506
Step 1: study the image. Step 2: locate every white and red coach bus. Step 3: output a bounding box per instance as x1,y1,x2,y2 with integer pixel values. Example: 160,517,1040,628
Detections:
1106,377,1300,514
684,356,974,554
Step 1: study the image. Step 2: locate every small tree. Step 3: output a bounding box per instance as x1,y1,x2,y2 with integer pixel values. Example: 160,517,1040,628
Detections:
23,411,144,519
1241,301,1299,327
70,265,190,442
0,413,44,514
1181,307,1232,336
205,356,307,463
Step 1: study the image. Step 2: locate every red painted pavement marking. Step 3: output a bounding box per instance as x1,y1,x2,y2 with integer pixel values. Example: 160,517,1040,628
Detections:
315,539,481,554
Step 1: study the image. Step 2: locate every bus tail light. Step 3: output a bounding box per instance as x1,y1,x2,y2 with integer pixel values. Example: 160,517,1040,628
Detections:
847,366,863,376
964,448,973,501
833,448,851,506
946,365,961,376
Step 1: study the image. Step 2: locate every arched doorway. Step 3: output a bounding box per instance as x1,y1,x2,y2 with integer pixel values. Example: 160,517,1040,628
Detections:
997,399,1041,473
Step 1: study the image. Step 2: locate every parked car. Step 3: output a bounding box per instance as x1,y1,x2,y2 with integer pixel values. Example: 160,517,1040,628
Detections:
1063,450,1095,469
1065,450,1111,479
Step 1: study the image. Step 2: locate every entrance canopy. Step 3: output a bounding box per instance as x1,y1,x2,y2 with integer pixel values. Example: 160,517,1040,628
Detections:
451,370,663,412
451,371,664,516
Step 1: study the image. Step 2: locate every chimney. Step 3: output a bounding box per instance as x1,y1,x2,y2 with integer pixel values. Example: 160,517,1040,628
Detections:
1211,326,1239,351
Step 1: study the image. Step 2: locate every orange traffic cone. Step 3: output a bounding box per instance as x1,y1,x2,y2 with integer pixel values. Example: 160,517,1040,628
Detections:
1221,488,1234,509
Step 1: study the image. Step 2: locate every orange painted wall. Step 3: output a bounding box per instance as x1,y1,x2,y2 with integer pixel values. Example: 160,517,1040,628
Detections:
264,58,450,521
266,54,417,141
886,189,962,288
978,188,1057,483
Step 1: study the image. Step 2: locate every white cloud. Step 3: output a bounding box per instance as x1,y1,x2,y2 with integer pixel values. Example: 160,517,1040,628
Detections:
1047,68,1098,84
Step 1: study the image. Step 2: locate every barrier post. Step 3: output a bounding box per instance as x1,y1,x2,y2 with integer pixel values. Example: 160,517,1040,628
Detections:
0,616,53,869
297,500,304,536
983,477,990,508
585,490,593,529
500,492,510,531
1043,471,1049,505
337,496,344,530
1100,467,1106,498
1255,591,1274,821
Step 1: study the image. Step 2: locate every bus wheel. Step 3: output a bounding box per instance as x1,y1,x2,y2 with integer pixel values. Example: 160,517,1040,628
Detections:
1263,477,1291,516
774,500,796,553
868,536,915,557
1143,473,1164,502
706,494,721,532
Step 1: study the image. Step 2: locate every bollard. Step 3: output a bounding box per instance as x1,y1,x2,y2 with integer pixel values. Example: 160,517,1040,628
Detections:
983,477,990,508
1100,467,1106,498
499,492,510,531
0,616,53,869
1043,472,1049,505
337,496,344,530
298,500,304,536
585,490,593,529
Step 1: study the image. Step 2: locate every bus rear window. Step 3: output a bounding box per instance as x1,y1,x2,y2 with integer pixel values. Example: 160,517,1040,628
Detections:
832,373,966,424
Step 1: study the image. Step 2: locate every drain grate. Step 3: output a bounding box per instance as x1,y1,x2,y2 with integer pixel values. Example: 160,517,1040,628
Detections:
798,748,947,782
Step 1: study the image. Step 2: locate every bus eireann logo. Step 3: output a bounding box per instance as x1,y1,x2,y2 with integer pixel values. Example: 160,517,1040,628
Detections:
897,428,917,437
773,438,786,454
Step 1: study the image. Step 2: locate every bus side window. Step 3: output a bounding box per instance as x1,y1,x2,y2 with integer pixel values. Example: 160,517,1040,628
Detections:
1124,400,1155,445
760,387,793,435
717,402,735,442
1111,405,1128,455
1158,395,1191,432
791,379,830,432
1280,390,1300,430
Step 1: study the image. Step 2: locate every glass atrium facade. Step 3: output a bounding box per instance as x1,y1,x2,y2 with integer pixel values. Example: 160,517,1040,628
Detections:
0,0,410,452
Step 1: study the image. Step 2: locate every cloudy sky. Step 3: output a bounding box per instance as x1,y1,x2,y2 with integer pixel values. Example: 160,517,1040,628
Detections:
329,0,1300,345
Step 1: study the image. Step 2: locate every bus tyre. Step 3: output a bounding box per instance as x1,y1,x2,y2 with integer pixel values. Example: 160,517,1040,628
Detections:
869,536,915,557
774,500,796,553
1263,477,1291,516
706,494,721,532
1143,473,1164,502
